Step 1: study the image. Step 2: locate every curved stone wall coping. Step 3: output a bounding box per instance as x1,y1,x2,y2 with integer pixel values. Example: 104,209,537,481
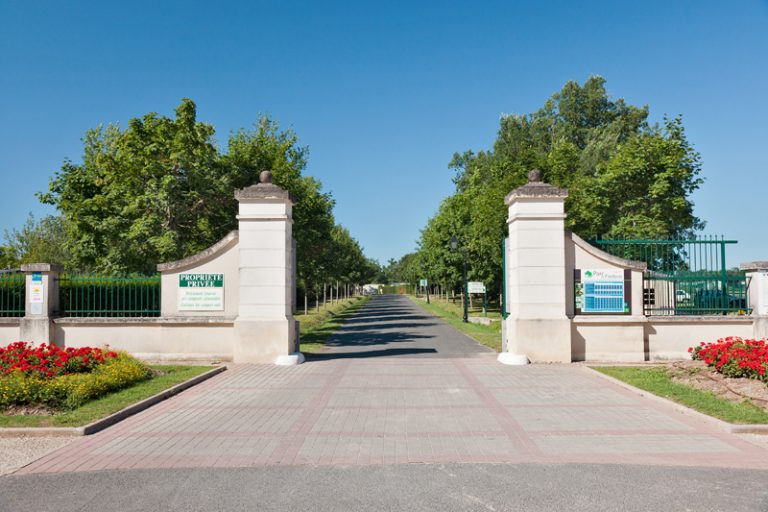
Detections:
740,261,768,271
157,231,238,272
572,316,647,324
53,316,236,325
568,231,647,271
20,263,63,272
648,316,753,323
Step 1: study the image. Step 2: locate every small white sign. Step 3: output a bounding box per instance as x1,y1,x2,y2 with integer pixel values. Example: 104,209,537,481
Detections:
468,281,486,294
419,279,428,287
30,284,44,304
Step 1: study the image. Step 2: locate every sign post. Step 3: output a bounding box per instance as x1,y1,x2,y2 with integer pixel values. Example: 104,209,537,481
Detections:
467,282,486,317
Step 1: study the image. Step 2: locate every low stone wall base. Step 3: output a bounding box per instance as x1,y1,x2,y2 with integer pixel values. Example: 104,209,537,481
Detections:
234,317,299,364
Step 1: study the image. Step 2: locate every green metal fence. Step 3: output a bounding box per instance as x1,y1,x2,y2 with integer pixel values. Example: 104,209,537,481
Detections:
58,274,161,317
0,271,25,317
593,236,751,316
644,271,750,316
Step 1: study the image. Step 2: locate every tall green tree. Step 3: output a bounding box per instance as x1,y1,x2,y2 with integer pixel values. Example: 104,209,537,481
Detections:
39,99,224,273
38,99,366,290
3,214,71,268
223,118,338,301
415,76,703,294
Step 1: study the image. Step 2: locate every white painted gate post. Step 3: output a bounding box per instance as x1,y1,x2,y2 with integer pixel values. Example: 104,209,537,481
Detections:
19,263,61,344
741,261,768,340
233,171,303,365
498,170,572,364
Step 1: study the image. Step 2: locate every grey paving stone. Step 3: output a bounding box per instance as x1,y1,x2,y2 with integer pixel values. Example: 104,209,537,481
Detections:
536,434,738,454
510,406,693,432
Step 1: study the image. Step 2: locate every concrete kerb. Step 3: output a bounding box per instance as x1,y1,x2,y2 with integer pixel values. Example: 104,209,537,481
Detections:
0,366,226,438
583,366,768,435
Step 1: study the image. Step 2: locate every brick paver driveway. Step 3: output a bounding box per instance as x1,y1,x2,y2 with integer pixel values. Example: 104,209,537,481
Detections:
17,295,768,474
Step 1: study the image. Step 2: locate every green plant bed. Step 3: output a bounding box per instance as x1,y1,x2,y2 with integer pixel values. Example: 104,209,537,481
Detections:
410,296,502,352
593,366,768,425
298,296,371,353
0,365,212,428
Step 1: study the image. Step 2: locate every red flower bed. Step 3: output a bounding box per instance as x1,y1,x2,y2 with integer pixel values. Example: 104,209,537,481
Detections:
0,342,118,379
690,337,768,382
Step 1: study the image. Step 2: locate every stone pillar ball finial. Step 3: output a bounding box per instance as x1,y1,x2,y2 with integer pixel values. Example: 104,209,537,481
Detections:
528,169,542,183
259,170,273,184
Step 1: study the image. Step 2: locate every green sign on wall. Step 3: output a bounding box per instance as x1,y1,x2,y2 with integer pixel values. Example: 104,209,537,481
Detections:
178,273,224,311
179,273,224,288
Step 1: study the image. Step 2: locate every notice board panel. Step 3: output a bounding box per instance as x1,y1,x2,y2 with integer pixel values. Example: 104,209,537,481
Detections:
574,268,631,315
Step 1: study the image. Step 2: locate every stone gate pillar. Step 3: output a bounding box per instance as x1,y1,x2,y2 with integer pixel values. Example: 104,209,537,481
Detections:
233,171,302,365
499,170,571,364
741,261,768,340
20,263,61,344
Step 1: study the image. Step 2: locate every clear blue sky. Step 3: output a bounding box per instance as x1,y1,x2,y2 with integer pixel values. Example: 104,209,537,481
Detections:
1,0,766,267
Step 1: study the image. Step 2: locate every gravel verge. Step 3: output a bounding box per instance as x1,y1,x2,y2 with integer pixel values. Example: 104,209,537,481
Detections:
0,436,74,476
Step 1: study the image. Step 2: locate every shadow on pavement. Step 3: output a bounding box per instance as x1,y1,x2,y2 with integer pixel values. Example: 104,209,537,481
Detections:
304,295,493,360
306,348,438,360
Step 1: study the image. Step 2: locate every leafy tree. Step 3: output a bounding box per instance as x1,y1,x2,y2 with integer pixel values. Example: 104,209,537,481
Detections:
38,99,371,293
39,99,223,273
224,118,338,303
3,214,71,268
0,247,19,269
415,76,703,294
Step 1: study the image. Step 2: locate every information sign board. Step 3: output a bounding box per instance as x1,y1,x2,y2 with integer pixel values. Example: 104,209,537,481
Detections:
576,269,628,314
30,273,44,304
178,273,224,311
419,279,428,287
467,281,486,294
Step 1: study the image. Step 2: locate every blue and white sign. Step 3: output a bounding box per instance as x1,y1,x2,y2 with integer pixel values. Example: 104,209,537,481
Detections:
30,272,44,315
580,268,627,313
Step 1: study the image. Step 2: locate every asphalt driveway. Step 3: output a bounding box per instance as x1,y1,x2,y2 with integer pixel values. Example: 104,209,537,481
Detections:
3,294,768,511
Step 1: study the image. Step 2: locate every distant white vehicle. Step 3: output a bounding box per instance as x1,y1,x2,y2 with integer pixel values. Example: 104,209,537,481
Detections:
362,284,382,295
675,289,691,302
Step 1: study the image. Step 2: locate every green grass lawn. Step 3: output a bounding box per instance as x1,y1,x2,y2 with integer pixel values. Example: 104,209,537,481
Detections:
409,295,502,352
0,365,213,428
298,296,371,353
593,366,768,425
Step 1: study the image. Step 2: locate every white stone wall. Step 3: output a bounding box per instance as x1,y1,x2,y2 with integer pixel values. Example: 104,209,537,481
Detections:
647,318,754,360
53,320,236,363
159,235,239,318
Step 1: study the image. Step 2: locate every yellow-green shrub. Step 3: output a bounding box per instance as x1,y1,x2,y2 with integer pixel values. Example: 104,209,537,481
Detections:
0,353,151,410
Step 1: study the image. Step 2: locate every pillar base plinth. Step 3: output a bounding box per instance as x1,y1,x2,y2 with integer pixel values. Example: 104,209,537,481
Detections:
275,352,305,366
497,352,529,365
233,317,298,364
